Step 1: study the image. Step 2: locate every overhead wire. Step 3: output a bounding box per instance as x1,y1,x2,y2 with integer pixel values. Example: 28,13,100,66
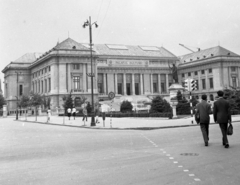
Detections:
95,0,112,41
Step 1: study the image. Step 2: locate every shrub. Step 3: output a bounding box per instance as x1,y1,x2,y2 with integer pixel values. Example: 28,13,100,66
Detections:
150,95,172,113
120,100,133,113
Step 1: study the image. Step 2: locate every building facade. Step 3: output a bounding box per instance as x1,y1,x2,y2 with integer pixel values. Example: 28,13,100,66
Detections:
178,46,240,100
2,38,240,112
2,38,179,111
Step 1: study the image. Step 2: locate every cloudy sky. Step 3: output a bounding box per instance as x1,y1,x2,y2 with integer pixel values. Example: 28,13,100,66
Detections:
0,0,240,82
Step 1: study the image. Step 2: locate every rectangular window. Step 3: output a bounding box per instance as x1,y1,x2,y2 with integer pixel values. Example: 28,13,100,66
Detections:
161,82,166,93
49,66,51,71
208,69,212,73
231,67,236,72
232,77,237,87
45,79,47,93
73,64,80,70
194,71,198,76
98,83,103,93
118,83,122,95
152,74,158,93
153,83,158,93
73,76,80,89
48,78,51,92
209,78,214,88
188,72,191,77
201,70,205,75
202,79,206,89
182,73,184,78
19,85,23,96
41,81,43,93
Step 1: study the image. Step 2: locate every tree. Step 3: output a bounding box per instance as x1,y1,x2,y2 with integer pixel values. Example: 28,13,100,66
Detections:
62,94,73,113
223,88,240,113
42,95,51,110
150,96,172,113
29,93,43,121
120,100,133,113
176,92,198,115
0,94,6,109
19,95,30,120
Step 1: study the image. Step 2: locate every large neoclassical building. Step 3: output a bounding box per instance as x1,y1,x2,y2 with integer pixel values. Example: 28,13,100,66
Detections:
2,38,240,111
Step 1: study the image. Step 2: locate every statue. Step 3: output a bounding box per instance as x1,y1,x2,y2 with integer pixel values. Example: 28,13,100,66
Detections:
168,63,178,83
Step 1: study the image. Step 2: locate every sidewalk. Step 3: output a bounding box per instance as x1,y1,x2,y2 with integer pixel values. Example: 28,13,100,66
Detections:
16,114,240,130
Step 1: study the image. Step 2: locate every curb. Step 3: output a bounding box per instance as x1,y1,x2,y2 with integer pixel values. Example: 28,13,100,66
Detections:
16,119,240,130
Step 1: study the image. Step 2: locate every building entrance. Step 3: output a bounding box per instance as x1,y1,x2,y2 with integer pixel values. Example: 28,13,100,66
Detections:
126,83,131,95
135,83,139,95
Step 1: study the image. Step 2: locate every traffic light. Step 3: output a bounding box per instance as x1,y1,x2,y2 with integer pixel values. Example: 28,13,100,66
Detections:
184,79,190,91
190,79,197,91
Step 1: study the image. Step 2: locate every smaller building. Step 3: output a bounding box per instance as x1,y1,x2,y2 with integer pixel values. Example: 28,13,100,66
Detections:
178,46,240,100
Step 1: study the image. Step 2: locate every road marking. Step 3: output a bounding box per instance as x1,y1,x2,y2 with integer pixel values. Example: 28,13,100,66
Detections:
194,178,201,181
140,134,201,183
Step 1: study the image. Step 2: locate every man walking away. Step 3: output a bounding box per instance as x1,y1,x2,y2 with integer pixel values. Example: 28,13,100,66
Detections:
213,90,232,148
196,94,212,146
72,107,76,120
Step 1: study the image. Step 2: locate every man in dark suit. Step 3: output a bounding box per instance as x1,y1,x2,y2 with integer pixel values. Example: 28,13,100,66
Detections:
213,90,232,148
196,94,212,146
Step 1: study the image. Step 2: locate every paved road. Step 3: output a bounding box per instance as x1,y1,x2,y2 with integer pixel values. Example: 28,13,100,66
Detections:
0,118,239,185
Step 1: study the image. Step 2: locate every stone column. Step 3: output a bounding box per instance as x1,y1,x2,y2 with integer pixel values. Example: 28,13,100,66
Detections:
166,74,169,93
123,73,126,95
82,63,87,92
132,73,135,95
150,74,152,93
58,63,67,93
115,73,118,94
140,74,143,95
51,63,58,94
158,74,161,94
103,73,106,94
238,67,240,87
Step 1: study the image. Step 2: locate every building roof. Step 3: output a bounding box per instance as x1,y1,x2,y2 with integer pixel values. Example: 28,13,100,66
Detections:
93,44,177,58
179,46,239,63
54,38,177,58
54,38,89,50
14,53,43,63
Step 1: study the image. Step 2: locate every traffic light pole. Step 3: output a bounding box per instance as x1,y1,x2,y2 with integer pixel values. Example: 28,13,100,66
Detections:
189,91,194,124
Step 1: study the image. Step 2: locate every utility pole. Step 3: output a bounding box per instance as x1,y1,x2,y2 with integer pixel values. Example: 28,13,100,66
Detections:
83,16,98,126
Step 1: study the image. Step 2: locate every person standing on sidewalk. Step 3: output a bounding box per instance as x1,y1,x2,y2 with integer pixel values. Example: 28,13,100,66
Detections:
46,108,51,123
196,94,212,146
72,107,76,120
67,107,71,120
82,107,88,124
213,90,232,148
95,105,100,124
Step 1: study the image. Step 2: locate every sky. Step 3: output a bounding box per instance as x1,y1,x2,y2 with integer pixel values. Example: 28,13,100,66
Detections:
1,0,240,86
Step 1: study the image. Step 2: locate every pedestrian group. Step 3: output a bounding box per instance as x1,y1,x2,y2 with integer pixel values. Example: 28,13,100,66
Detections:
195,90,232,148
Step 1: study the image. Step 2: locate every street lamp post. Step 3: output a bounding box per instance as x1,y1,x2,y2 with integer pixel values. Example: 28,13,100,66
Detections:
83,16,98,126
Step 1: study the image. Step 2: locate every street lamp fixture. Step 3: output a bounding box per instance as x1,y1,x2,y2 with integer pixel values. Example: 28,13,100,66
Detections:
83,16,98,126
